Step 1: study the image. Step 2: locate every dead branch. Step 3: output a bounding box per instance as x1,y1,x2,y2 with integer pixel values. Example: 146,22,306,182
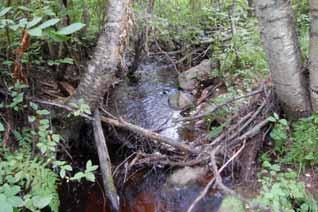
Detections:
209,111,253,146
229,118,270,148
31,98,196,154
176,85,265,122
154,39,179,73
100,116,198,154
93,109,119,211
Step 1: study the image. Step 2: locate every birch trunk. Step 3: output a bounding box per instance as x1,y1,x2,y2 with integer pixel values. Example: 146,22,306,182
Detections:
69,0,131,109
255,0,311,117
309,0,318,112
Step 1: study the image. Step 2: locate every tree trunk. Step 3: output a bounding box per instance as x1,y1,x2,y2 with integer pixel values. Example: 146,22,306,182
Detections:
130,0,155,73
247,0,254,16
255,0,311,117
309,0,318,112
69,0,131,109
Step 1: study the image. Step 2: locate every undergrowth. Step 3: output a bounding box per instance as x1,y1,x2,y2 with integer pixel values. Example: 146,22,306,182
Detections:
285,115,318,169
0,83,98,212
255,113,318,211
254,161,318,212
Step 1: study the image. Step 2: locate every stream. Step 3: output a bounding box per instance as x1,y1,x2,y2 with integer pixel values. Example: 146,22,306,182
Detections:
60,60,225,212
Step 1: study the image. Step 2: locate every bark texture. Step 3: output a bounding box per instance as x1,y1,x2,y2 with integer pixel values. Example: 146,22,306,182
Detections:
70,0,131,109
255,0,311,117
309,0,318,112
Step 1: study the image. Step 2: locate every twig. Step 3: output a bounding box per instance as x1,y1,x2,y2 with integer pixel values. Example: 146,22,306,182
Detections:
229,118,270,148
210,142,270,211
176,86,264,122
187,143,245,212
209,112,253,146
154,39,179,73
216,100,266,146
113,152,136,176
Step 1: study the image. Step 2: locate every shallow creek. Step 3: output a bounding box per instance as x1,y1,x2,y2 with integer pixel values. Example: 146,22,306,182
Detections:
60,61,224,212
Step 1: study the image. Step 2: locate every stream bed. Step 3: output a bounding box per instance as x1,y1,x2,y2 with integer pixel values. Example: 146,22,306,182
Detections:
60,61,225,212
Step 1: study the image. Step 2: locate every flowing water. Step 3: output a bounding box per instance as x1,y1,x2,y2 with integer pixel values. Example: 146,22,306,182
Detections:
60,61,224,212
109,62,183,140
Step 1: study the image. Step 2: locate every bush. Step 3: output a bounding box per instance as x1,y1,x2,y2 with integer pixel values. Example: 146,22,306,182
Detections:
284,115,318,169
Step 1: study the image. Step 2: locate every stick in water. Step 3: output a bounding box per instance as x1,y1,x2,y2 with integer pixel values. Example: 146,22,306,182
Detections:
93,109,119,211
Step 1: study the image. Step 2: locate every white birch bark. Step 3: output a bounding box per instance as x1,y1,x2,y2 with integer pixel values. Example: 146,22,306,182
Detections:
255,0,311,117
309,0,318,112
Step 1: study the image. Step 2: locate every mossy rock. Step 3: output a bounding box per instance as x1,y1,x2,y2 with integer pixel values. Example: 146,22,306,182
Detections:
218,196,245,212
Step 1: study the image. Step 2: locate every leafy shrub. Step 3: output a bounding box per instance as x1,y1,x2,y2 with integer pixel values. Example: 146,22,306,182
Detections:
268,113,289,155
254,161,317,212
0,150,59,212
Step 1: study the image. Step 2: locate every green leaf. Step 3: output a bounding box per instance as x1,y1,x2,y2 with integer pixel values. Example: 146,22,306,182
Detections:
36,110,50,115
39,119,49,125
267,116,276,123
87,165,98,172
47,30,70,42
27,17,42,29
60,169,66,178
278,119,288,126
37,143,47,154
64,165,72,171
71,172,85,181
38,18,60,29
57,23,85,35
86,160,93,169
4,185,20,196
8,196,24,207
52,134,60,142
28,116,36,123
0,194,13,212
0,7,12,17
59,57,74,64
0,122,5,132
85,172,95,182
29,102,39,110
32,195,52,209
28,27,42,37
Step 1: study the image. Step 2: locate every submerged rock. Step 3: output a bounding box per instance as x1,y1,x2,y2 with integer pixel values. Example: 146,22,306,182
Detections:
178,59,218,91
168,91,195,110
167,166,207,187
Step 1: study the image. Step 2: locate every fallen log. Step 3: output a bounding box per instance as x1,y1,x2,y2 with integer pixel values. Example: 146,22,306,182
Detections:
68,0,132,110
93,109,119,211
